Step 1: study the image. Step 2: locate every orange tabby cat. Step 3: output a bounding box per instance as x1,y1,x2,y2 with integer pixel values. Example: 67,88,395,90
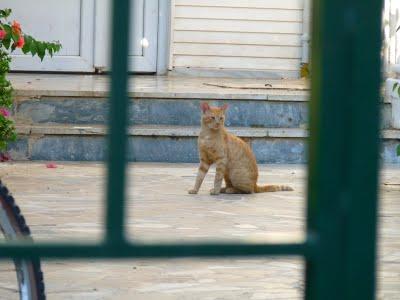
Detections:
189,102,293,195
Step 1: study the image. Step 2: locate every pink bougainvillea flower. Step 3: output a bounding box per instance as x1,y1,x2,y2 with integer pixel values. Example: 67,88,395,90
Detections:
0,153,11,162
16,35,25,48
0,108,10,118
0,29,6,40
12,20,22,35
46,163,57,169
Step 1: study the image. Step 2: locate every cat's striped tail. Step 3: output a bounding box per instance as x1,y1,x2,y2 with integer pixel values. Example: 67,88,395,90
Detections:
255,185,294,193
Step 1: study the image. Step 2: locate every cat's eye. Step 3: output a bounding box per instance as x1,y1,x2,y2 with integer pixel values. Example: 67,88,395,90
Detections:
211,116,216,120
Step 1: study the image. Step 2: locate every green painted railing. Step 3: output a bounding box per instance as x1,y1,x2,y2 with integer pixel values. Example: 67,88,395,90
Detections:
0,1,383,299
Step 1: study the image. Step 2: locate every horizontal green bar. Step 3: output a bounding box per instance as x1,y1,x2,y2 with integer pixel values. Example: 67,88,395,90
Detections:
0,242,308,259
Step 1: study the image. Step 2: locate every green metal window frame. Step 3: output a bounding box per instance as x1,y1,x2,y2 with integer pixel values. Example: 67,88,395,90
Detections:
0,1,383,299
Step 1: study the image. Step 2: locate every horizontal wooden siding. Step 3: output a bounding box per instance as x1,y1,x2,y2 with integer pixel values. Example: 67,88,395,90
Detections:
170,0,304,77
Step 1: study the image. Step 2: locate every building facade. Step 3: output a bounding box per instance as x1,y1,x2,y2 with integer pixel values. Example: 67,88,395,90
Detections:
5,0,311,78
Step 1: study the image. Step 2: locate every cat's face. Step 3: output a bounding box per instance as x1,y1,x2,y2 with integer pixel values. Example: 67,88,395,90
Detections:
200,102,228,130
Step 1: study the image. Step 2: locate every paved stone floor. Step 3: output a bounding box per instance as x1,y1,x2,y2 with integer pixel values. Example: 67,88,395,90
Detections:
0,163,397,299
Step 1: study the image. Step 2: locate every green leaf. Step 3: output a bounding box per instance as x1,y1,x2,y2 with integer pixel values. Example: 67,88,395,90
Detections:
3,24,11,36
0,9,12,18
2,37,11,49
21,45,29,54
30,41,37,56
47,42,61,57
0,141,6,151
54,43,62,52
11,32,19,42
37,42,46,61
21,35,32,54
397,145,400,157
393,82,399,92
398,87,400,98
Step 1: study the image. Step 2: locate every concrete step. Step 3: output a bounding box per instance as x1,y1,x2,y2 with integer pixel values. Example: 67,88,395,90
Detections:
9,124,400,164
10,74,312,127
15,124,309,138
8,74,396,163
14,96,311,129
13,93,391,130
10,74,392,129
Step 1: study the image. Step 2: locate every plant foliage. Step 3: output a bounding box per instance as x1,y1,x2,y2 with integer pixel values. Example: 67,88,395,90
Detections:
0,8,61,152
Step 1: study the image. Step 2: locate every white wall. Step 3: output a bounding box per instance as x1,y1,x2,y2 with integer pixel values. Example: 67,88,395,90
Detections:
384,0,400,74
170,0,304,78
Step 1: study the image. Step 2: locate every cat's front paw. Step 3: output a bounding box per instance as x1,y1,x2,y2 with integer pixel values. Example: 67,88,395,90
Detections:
188,189,198,194
210,188,220,195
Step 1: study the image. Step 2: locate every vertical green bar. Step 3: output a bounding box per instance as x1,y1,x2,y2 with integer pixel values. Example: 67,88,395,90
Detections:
305,0,383,299
343,1,383,298
105,0,131,245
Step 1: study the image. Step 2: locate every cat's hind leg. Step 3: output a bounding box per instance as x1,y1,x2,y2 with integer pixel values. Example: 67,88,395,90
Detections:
224,187,242,194
223,174,252,194
229,168,256,194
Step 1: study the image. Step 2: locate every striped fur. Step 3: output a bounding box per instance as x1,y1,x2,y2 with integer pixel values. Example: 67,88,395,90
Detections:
188,102,293,195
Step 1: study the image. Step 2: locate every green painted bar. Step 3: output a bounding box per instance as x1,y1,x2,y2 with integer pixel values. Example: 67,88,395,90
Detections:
0,242,308,259
0,0,384,299
105,0,131,244
343,1,382,299
305,0,382,299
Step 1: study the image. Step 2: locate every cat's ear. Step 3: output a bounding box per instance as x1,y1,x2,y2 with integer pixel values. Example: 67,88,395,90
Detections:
200,102,210,113
221,104,228,111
